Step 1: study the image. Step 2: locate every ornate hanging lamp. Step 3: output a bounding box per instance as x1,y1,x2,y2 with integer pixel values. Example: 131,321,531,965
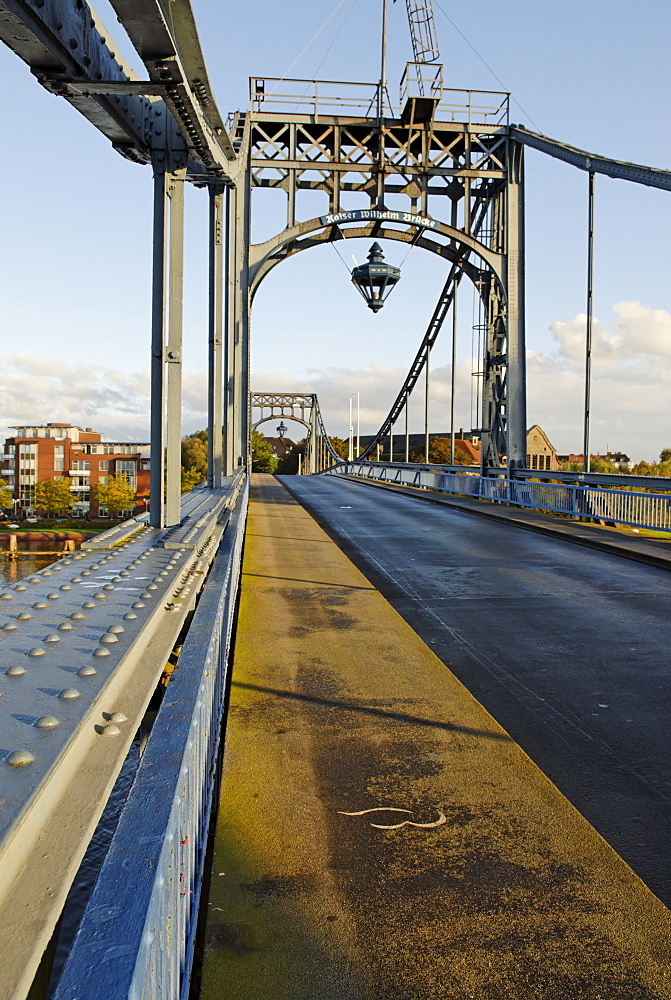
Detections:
351,242,401,312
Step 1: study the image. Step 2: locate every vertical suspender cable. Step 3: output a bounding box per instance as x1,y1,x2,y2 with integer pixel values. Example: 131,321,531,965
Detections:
424,346,430,462
583,171,595,474
450,283,457,465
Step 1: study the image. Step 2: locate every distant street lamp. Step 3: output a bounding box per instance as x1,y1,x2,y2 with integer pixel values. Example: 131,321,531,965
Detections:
277,421,287,439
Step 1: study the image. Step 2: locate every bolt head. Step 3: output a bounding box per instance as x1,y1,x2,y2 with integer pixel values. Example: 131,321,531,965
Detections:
35,715,60,729
7,749,35,766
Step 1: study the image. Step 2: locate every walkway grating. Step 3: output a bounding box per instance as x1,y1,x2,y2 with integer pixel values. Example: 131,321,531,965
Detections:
201,474,671,1000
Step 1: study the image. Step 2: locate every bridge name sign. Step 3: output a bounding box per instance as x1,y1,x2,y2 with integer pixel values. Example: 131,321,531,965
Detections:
321,209,439,230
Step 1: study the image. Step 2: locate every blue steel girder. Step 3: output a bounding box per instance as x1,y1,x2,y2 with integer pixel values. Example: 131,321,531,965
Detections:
511,126,671,190
0,0,232,178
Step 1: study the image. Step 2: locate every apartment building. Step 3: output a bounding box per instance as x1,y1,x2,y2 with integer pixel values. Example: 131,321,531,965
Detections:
1,423,149,516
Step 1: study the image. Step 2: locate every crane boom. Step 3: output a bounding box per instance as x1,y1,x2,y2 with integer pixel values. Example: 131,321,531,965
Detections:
404,0,440,63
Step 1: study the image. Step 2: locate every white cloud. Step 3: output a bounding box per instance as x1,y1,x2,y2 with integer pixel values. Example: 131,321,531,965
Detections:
2,300,670,462
550,300,671,362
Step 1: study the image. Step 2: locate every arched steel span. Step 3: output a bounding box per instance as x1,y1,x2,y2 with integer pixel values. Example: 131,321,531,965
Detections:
252,414,310,432
249,207,497,466
249,216,500,299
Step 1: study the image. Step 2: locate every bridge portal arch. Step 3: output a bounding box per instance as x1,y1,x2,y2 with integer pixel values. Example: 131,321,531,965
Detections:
225,96,526,474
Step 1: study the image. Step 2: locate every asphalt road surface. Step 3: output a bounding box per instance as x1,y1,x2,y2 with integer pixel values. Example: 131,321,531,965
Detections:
283,474,671,908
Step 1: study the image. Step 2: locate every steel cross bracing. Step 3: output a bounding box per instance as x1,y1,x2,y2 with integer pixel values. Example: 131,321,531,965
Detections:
250,392,341,472
0,478,245,1000
245,83,524,469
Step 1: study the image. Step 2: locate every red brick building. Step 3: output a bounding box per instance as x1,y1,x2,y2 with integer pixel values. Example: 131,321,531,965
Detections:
1,423,150,517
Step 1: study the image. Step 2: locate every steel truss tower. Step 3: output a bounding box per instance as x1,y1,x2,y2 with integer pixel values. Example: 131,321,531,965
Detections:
237,80,526,471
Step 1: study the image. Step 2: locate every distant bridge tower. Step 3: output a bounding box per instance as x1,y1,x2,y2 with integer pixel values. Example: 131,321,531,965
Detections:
250,393,338,473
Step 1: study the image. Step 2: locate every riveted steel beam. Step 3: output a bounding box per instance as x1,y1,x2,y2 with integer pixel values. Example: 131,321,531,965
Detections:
108,0,235,173
511,126,671,190
0,0,153,161
0,483,243,1000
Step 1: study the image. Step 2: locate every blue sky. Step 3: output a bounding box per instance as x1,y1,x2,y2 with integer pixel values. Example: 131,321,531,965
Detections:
1,0,670,459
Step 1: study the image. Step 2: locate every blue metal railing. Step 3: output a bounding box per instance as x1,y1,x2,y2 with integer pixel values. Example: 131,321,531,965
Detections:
53,477,249,1000
328,462,671,532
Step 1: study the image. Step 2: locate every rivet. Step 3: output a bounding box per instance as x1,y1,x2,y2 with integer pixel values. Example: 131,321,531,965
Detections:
29,577,40,584
62,559,72,565
15,586,27,592
133,601,146,608
59,688,81,700
7,750,35,766
81,571,91,577
140,593,153,599
17,613,32,621
47,593,59,600
147,584,158,591
100,724,121,737
42,571,54,577
35,715,60,728
27,648,46,657
103,584,115,591
71,577,82,583
112,577,123,583
57,623,73,631
93,592,107,600
59,585,72,591
109,712,127,723
90,564,100,570
100,634,118,644
6,665,26,676
82,602,97,609
77,665,97,676
33,602,50,609
0,592,14,601
93,647,111,657
123,612,137,620
119,571,130,577
2,623,18,631
70,612,85,620
43,634,60,643
108,624,125,633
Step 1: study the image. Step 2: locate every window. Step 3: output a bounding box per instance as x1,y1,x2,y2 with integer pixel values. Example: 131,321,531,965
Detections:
99,461,109,471
116,460,137,487
72,461,90,471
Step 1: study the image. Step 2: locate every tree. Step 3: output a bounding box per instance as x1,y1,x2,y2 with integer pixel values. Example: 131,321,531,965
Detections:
92,474,136,517
276,438,307,474
659,448,671,464
34,477,75,517
410,437,478,466
181,429,208,491
251,430,278,473
329,436,349,460
0,483,13,510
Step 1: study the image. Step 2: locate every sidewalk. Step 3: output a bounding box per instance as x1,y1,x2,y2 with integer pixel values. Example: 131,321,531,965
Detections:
201,474,671,1000
343,474,671,570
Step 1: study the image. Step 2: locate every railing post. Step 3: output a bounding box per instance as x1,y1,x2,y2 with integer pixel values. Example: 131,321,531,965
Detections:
208,186,225,488
150,166,186,529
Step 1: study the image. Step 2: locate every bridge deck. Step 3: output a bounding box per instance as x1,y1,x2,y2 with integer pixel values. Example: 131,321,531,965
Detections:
201,475,671,999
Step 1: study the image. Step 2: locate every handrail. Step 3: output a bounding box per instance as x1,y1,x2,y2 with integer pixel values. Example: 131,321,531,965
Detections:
53,479,250,1000
327,462,671,532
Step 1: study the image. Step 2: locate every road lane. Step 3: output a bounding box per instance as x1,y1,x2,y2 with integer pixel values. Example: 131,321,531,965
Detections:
283,474,671,907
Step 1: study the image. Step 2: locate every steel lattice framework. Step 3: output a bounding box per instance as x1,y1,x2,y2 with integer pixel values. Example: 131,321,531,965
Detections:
244,80,524,469
251,392,340,471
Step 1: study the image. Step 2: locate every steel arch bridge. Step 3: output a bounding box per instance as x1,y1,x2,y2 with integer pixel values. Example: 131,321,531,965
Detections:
2,2,671,998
